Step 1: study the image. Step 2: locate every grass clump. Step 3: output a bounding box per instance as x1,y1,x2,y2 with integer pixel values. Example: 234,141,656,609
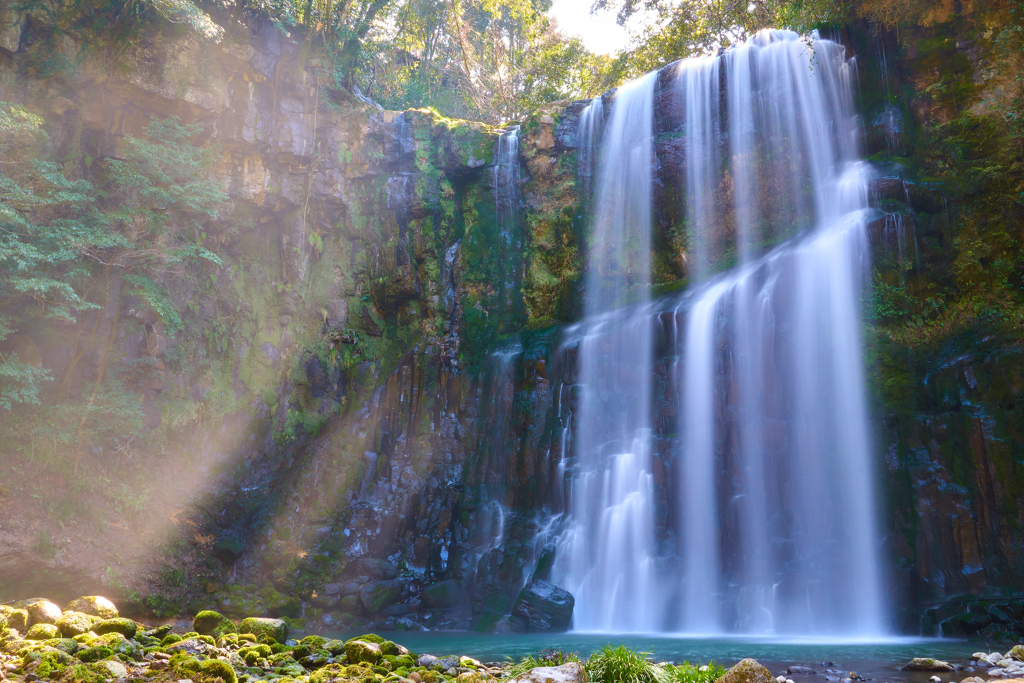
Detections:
586,646,667,683
663,662,726,683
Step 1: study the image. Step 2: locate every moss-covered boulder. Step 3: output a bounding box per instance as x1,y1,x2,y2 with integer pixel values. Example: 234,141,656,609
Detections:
25,599,62,626
345,639,383,664
76,645,114,663
714,659,775,683
44,638,79,655
26,623,61,640
92,617,137,639
310,663,351,683
1009,646,1024,662
65,596,118,620
56,611,99,637
98,659,129,679
3,607,29,632
902,659,955,672
199,658,238,683
36,648,72,678
238,617,288,643
194,610,237,638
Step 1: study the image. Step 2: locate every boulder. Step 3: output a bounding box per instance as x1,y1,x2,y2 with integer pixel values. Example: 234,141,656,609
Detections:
4,608,29,632
508,662,587,683
344,639,382,664
715,659,776,683
1010,647,1024,662
422,580,461,609
92,617,138,639
65,596,118,619
193,610,236,638
238,616,288,643
418,655,439,668
45,638,79,654
310,663,349,683
510,581,574,632
902,659,955,672
56,611,99,637
358,580,405,614
26,599,62,625
26,623,61,640
97,659,129,679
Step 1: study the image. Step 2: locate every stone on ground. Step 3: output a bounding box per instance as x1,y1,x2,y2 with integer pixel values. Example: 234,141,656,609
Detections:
345,639,383,664
902,659,955,672
92,617,138,639
65,596,118,619
1010,646,1024,662
26,623,61,640
508,662,587,683
25,599,62,625
56,611,99,637
238,616,288,643
193,610,236,638
715,659,776,683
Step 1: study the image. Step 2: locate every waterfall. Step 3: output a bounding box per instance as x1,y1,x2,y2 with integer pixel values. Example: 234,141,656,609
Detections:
553,72,659,633
554,30,886,637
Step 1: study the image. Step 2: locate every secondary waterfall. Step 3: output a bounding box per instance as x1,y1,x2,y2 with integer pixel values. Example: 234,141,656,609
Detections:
553,30,886,636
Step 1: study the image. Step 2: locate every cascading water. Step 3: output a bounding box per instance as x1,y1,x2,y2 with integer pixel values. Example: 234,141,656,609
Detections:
553,30,886,637
553,72,659,633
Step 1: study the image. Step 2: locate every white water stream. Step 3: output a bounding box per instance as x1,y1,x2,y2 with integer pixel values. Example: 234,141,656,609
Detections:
552,30,886,637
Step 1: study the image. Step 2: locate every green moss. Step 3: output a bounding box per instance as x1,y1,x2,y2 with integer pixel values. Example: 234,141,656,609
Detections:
199,658,238,683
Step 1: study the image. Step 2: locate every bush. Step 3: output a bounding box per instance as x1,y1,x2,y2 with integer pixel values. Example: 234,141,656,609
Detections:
664,662,726,683
586,646,668,683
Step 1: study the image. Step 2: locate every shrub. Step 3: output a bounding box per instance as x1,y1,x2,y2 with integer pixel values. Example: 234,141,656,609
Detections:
586,646,668,683
664,662,726,683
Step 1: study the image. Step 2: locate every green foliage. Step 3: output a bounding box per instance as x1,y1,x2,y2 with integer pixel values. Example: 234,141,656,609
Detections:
662,662,726,683
0,102,227,483
585,646,668,683
608,0,846,76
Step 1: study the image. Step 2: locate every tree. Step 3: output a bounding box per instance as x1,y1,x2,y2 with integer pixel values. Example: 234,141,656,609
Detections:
0,104,225,467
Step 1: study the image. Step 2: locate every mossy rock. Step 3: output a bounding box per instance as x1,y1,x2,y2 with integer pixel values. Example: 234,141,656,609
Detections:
239,617,288,643
323,639,346,655
199,658,238,683
65,597,118,620
56,611,98,638
300,635,328,649
345,640,383,664
348,634,387,646
25,600,62,625
5,608,29,632
715,659,775,683
162,633,183,646
92,617,137,639
194,610,237,638
1009,645,1024,661
26,623,61,640
145,624,173,640
310,663,351,683
171,652,203,677
44,638,78,655
76,645,114,663
36,648,72,677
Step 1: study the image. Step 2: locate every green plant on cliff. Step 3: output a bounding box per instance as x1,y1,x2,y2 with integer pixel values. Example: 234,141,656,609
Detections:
0,105,227,472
